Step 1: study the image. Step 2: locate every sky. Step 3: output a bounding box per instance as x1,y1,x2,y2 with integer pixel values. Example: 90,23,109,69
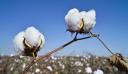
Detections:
0,0,128,56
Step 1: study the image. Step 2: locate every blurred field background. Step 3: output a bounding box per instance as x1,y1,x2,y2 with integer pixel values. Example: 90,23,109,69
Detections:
0,53,127,74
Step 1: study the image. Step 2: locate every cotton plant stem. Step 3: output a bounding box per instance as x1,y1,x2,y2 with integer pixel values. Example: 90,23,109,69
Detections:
23,34,98,74
96,36,114,55
74,32,78,40
90,32,114,55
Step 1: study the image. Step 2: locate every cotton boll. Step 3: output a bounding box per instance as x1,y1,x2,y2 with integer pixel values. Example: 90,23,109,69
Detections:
65,8,96,34
85,66,92,73
24,26,43,47
93,69,104,74
74,61,83,66
47,66,53,71
35,68,40,73
13,26,45,57
65,8,82,33
78,69,82,73
13,31,25,52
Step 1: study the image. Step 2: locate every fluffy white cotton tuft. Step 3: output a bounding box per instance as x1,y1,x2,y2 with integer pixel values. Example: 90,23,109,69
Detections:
93,69,104,74
47,66,53,71
35,68,40,73
85,66,92,73
13,26,45,54
65,8,82,32
65,8,96,33
13,31,25,52
24,26,45,47
82,9,96,33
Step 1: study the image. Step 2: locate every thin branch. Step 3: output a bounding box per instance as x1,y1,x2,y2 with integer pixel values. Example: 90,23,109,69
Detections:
74,32,78,40
23,34,98,74
90,32,114,55
96,36,114,55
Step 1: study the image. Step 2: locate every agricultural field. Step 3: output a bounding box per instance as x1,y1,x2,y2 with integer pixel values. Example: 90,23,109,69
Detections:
0,54,127,74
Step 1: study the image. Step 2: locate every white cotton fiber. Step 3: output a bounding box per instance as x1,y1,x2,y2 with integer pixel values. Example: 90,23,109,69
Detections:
93,69,104,74
82,9,96,33
85,66,92,73
65,8,82,32
65,8,96,33
24,26,44,47
13,26,45,54
13,31,25,52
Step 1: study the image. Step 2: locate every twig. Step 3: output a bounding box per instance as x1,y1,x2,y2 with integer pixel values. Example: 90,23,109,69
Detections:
90,32,114,55
74,32,78,40
23,34,98,74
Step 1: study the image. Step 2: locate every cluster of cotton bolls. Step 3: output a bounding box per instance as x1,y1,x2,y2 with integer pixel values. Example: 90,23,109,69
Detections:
48,55,104,74
65,8,96,34
12,8,96,57
13,26,45,57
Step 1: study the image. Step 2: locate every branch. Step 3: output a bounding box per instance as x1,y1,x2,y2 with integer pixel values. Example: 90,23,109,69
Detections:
23,34,98,74
90,32,114,55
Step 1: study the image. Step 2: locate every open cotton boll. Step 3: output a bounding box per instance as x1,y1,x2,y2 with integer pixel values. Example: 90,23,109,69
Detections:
13,31,25,52
93,69,104,74
85,66,92,73
65,8,82,33
82,9,96,33
13,26,45,57
24,26,43,47
65,8,96,34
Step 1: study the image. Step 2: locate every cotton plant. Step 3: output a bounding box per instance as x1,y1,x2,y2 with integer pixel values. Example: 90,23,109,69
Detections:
65,8,96,38
65,8,114,58
65,8,113,55
23,8,98,73
13,26,45,57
